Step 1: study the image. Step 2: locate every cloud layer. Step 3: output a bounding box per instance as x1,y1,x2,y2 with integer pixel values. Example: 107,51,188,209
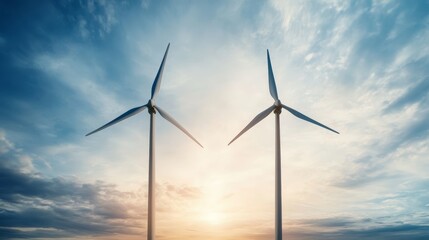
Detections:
0,132,204,239
1,0,429,239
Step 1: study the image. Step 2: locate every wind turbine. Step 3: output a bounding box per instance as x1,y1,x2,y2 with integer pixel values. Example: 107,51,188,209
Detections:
228,50,339,240
86,43,203,240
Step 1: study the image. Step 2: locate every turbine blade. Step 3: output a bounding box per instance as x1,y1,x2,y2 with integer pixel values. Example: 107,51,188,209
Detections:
86,105,147,136
228,105,276,145
151,43,170,100
267,49,279,101
155,106,204,148
282,104,339,134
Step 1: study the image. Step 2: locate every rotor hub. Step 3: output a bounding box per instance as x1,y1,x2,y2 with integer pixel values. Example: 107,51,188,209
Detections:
274,100,282,114
147,100,156,114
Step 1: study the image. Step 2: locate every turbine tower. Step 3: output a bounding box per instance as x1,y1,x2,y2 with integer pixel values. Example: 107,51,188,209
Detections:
86,43,203,240
228,50,339,240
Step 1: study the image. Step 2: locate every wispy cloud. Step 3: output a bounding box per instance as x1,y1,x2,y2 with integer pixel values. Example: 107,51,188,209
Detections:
55,0,119,39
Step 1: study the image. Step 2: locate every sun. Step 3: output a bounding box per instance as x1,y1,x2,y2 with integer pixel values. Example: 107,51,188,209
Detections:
203,211,224,226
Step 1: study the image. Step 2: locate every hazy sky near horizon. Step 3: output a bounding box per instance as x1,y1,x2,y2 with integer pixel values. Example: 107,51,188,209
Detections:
1,0,429,239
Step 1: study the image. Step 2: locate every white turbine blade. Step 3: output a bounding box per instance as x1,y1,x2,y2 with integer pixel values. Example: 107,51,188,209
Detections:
86,105,147,136
151,43,170,100
282,104,339,134
154,106,204,148
228,105,276,145
267,49,279,101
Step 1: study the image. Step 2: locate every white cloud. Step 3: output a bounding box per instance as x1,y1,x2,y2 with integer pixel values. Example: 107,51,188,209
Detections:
0,131,35,174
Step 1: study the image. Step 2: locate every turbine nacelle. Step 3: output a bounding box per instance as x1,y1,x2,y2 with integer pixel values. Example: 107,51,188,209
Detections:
147,99,156,114
274,100,282,114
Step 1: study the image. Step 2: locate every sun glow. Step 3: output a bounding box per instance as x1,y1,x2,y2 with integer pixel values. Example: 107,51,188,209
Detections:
203,211,224,226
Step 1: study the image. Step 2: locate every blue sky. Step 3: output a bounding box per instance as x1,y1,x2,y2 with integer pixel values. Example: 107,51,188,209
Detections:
1,0,429,239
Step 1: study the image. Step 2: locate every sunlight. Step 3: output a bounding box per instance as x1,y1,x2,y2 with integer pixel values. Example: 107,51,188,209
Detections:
203,211,224,226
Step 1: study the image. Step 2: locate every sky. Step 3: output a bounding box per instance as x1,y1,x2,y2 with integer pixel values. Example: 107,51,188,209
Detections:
1,0,429,239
